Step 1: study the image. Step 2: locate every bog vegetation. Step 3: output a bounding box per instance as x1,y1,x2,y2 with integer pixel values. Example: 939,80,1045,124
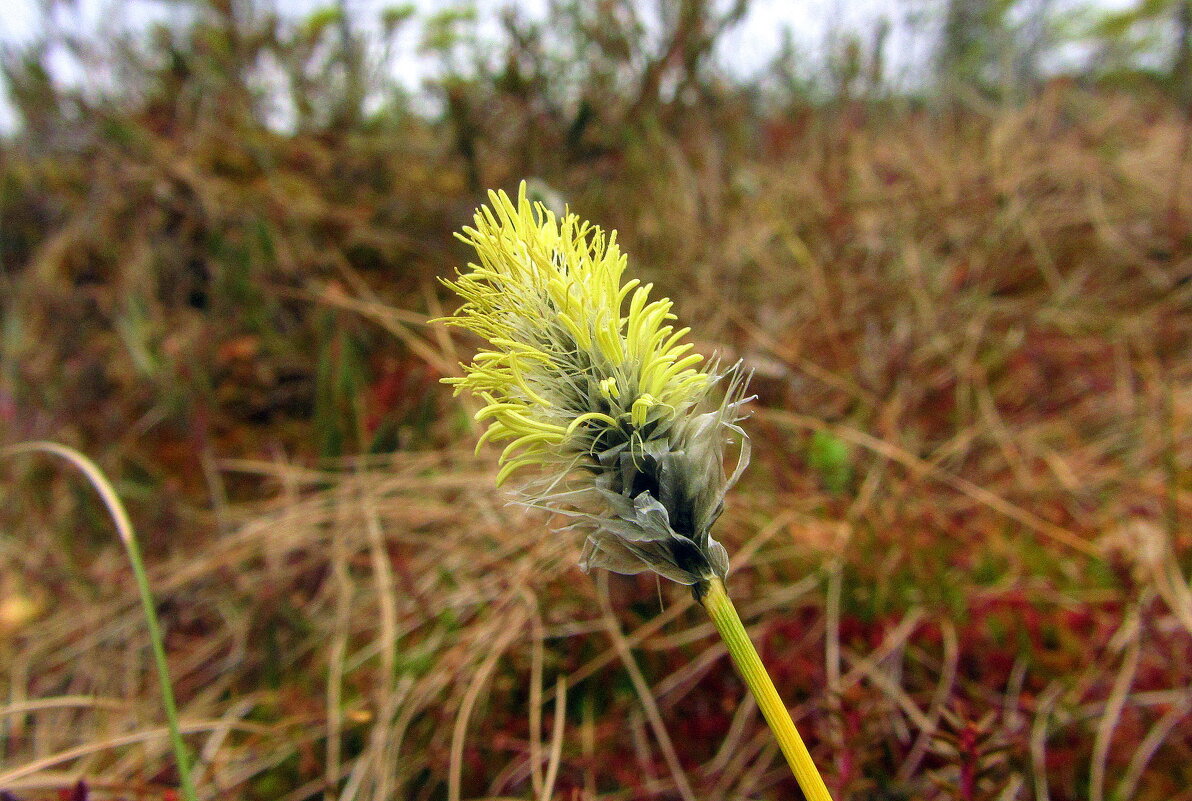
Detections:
0,1,1190,799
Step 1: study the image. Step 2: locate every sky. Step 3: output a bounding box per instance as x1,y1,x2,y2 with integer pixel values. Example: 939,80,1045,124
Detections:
0,0,914,131
0,0,915,63
0,0,1133,133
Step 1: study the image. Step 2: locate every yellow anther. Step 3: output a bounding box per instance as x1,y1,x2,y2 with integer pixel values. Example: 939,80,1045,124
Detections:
631,394,658,428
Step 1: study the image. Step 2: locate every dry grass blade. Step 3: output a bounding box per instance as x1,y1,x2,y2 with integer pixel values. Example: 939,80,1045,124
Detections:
1090,606,1142,801
528,597,545,798
348,475,401,801
3,442,138,545
1031,684,1064,801
899,620,959,781
1115,692,1192,800
760,410,1101,558
539,676,567,801
0,721,262,786
448,605,528,801
597,573,698,801
325,490,353,801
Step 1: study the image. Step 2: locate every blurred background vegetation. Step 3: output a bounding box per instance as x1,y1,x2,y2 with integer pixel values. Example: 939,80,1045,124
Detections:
0,0,1190,799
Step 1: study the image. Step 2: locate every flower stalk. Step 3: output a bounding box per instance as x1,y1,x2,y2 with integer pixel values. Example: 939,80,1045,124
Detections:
441,182,833,794
700,577,833,801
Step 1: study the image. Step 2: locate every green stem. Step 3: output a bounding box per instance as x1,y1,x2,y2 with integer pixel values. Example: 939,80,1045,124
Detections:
124,509,198,801
701,576,833,801
4,443,197,801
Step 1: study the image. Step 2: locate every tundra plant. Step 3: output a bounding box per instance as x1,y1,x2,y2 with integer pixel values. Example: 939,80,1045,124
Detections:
441,183,832,800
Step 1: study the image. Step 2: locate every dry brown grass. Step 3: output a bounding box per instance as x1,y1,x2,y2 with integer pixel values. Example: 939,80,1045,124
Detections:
2,89,1191,799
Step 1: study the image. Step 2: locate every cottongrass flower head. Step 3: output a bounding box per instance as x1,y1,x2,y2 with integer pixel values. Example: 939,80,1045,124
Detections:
440,182,752,589
441,183,834,800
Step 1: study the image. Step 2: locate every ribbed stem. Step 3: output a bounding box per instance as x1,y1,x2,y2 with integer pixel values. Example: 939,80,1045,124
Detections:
701,577,833,801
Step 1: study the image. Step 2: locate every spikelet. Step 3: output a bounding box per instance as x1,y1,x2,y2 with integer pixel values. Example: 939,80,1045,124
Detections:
440,182,751,585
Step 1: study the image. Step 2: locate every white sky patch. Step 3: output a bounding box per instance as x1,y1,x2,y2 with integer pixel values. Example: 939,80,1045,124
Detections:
0,0,1153,133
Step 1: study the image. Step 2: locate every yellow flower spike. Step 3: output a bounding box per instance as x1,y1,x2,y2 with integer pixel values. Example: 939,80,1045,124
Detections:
439,182,835,800
438,181,751,583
